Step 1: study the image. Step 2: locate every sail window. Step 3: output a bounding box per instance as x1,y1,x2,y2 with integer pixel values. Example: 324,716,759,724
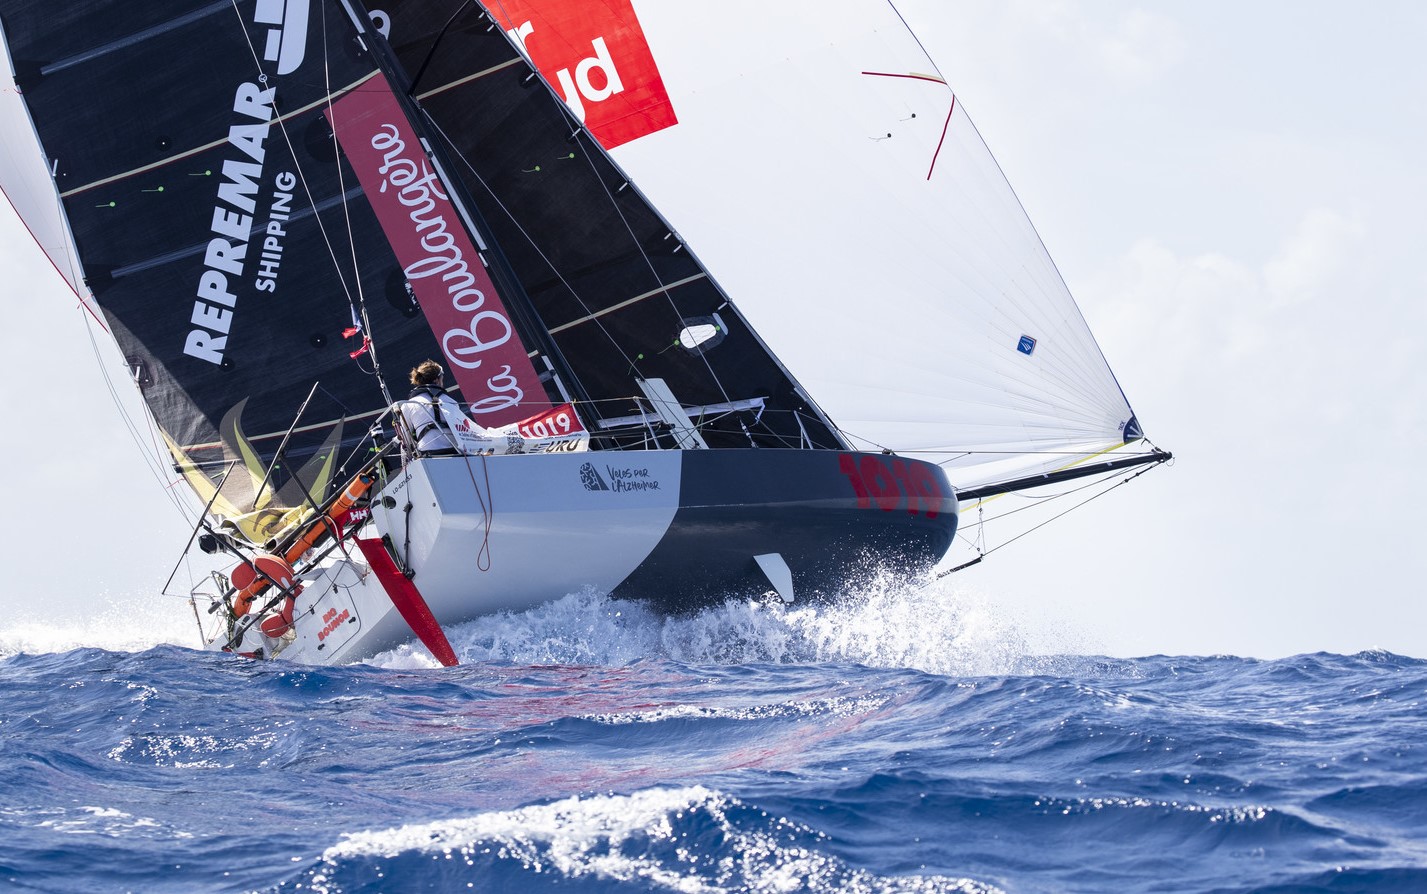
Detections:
678,313,727,355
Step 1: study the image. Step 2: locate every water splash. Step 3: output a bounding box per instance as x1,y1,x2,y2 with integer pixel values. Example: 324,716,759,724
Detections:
375,573,1043,676
0,591,198,658
2,572,1056,677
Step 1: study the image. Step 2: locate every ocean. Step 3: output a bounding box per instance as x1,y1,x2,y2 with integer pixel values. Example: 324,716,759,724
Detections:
2,581,1424,894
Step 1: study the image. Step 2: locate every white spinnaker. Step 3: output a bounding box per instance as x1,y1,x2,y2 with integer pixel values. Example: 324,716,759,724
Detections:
613,2,1138,489
0,20,94,320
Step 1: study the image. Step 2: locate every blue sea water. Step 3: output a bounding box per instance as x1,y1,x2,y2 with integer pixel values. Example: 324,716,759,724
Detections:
3,582,1425,893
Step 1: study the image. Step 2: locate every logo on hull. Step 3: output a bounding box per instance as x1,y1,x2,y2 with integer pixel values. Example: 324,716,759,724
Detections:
579,462,610,491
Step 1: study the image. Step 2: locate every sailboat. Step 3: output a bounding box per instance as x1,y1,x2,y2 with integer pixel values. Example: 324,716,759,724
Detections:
0,0,1169,665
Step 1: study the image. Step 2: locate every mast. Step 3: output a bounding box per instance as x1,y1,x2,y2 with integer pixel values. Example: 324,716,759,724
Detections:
334,0,591,411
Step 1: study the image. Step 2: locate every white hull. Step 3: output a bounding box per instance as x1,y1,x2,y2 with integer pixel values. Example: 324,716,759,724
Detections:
211,449,958,665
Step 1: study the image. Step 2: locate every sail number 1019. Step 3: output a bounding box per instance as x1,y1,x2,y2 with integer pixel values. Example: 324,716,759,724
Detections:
838,454,947,519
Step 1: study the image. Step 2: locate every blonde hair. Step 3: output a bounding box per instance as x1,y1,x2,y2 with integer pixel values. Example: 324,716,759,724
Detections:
410,359,444,386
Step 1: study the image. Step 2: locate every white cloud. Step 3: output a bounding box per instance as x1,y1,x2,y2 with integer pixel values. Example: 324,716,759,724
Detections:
1262,208,1365,308
1005,2,1187,81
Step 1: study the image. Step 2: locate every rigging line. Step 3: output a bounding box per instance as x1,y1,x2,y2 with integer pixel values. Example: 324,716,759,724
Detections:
458,452,495,573
565,131,739,408
317,1,392,407
225,2,388,406
252,381,322,509
223,0,366,311
966,465,1140,527
80,313,194,521
160,462,236,597
418,115,637,372
407,0,477,98
954,439,1149,508
0,165,106,327
427,14,734,408
936,462,1164,579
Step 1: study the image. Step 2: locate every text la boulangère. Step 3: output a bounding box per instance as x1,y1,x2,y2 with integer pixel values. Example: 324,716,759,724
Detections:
184,82,296,365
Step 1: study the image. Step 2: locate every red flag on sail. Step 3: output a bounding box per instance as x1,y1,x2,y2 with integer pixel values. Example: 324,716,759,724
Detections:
487,0,677,149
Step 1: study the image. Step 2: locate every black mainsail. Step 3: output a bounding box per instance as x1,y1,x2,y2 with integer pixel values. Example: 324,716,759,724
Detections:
0,1,467,537
366,0,846,451
0,0,851,541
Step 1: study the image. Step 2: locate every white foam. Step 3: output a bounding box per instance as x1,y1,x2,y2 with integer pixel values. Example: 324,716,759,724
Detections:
1,804,194,840
583,693,889,726
372,573,1044,676
313,786,1001,894
1,573,1052,678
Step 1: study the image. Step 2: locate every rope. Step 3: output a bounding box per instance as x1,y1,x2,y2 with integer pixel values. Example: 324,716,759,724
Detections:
935,461,1164,579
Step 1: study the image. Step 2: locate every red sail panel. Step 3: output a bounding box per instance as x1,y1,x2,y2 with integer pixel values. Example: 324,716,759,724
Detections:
487,0,677,149
327,81,545,426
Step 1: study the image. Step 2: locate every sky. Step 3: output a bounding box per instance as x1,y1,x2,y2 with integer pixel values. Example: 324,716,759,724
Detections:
1,2,1424,659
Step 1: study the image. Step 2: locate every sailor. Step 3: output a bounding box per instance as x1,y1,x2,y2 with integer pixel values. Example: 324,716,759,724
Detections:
396,360,481,455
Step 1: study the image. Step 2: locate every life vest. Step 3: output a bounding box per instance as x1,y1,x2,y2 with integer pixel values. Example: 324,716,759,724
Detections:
398,386,461,452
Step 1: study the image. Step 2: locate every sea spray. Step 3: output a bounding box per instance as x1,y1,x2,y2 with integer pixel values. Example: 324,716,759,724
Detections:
0,591,198,658
371,574,1047,676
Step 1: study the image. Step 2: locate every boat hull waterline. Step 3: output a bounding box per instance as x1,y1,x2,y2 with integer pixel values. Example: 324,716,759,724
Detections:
215,449,959,664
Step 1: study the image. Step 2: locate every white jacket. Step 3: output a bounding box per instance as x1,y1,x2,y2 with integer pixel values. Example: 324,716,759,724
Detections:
397,386,469,453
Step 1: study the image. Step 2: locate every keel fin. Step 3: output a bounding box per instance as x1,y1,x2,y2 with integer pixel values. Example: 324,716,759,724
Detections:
754,553,795,604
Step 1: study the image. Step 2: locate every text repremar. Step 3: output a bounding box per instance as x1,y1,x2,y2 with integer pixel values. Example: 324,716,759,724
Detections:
183,82,277,365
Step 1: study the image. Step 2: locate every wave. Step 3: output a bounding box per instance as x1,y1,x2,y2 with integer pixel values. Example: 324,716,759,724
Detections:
285,785,1003,894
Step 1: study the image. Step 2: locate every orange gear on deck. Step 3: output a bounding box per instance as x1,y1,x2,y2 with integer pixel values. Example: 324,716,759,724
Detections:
230,553,297,616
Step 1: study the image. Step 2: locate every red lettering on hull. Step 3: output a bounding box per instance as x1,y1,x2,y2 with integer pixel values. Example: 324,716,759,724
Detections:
837,454,948,520
317,607,352,642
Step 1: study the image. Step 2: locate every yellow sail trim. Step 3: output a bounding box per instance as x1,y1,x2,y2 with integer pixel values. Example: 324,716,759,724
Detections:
161,402,347,544
958,439,1142,512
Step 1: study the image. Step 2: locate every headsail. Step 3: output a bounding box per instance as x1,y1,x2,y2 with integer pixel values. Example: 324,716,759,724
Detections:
0,17,90,315
495,1,1159,491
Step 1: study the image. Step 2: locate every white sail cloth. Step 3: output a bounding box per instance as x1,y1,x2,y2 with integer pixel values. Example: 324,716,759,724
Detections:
605,2,1143,489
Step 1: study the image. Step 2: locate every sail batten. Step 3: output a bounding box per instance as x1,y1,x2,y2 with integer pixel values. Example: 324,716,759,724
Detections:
58,74,378,199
